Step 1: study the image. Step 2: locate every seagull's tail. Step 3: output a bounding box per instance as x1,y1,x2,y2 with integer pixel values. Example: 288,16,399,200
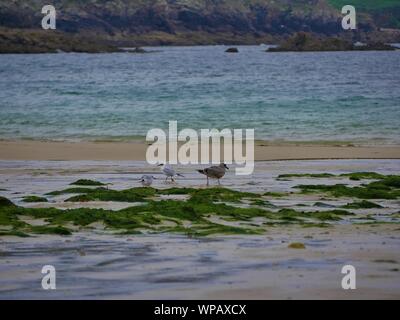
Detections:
197,170,205,175
177,173,184,177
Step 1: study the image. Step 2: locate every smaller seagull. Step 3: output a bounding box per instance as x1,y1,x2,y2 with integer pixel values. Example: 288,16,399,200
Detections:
198,163,229,186
140,175,156,187
158,164,184,182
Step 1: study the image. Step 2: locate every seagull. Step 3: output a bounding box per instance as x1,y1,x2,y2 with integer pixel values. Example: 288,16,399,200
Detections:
197,163,229,186
140,175,156,187
158,164,184,182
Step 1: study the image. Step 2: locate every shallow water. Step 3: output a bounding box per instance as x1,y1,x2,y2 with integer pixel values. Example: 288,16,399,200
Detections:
0,47,400,144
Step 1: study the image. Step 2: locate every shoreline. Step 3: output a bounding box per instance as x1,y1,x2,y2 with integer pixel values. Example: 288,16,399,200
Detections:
1,140,400,161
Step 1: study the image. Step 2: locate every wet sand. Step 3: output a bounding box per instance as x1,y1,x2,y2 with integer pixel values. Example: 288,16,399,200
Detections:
1,140,400,161
0,225,399,299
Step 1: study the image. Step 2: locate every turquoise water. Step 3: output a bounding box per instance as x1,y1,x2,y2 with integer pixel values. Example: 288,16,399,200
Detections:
0,46,399,144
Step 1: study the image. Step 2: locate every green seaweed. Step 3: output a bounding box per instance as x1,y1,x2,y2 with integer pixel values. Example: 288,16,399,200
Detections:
296,175,400,199
57,186,261,204
187,187,261,203
300,222,330,228
340,172,385,181
342,200,382,209
263,192,287,197
30,225,72,235
0,196,16,208
22,196,48,203
276,208,352,221
46,187,105,196
278,172,386,181
0,188,356,237
70,179,106,186
250,199,276,208
278,173,335,179
63,187,157,202
0,230,30,237
313,202,336,208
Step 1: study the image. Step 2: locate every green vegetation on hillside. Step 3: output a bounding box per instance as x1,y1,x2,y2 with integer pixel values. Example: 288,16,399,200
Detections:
328,0,400,11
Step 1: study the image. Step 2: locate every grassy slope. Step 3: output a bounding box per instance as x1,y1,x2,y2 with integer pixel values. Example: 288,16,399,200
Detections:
328,0,400,11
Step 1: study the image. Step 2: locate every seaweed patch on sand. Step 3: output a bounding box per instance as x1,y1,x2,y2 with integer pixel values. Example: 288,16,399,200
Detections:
0,185,373,238
278,172,386,181
295,175,400,199
22,196,48,203
70,179,106,186
2,172,400,238
342,201,383,209
49,186,261,203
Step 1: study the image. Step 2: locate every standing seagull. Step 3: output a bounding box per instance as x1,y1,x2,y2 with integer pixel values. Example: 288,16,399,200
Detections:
158,164,184,182
198,163,229,186
140,175,156,187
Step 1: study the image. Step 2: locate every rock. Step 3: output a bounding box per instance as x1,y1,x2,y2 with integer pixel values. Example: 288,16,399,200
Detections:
288,242,306,249
225,47,239,53
267,32,396,52
131,47,147,53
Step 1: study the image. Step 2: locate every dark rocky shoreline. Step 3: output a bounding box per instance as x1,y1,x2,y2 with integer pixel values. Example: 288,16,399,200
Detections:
0,28,121,54
267,32,397,52
0,29,398,54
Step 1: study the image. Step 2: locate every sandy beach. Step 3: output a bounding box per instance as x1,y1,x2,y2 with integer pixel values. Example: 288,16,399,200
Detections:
1,140,400,161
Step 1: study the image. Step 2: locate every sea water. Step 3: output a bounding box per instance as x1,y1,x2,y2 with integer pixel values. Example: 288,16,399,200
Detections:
0,46,399,145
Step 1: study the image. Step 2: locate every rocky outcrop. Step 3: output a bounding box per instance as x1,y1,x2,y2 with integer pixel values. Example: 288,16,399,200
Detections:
0,0,399,48
225,47,239,53
0,28,121,53
0,1,348,36
267,32,396,52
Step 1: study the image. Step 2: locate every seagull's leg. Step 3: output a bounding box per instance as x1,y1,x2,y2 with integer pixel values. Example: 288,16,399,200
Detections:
206,177,209,186
218,179,221,186
172,177,175,182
